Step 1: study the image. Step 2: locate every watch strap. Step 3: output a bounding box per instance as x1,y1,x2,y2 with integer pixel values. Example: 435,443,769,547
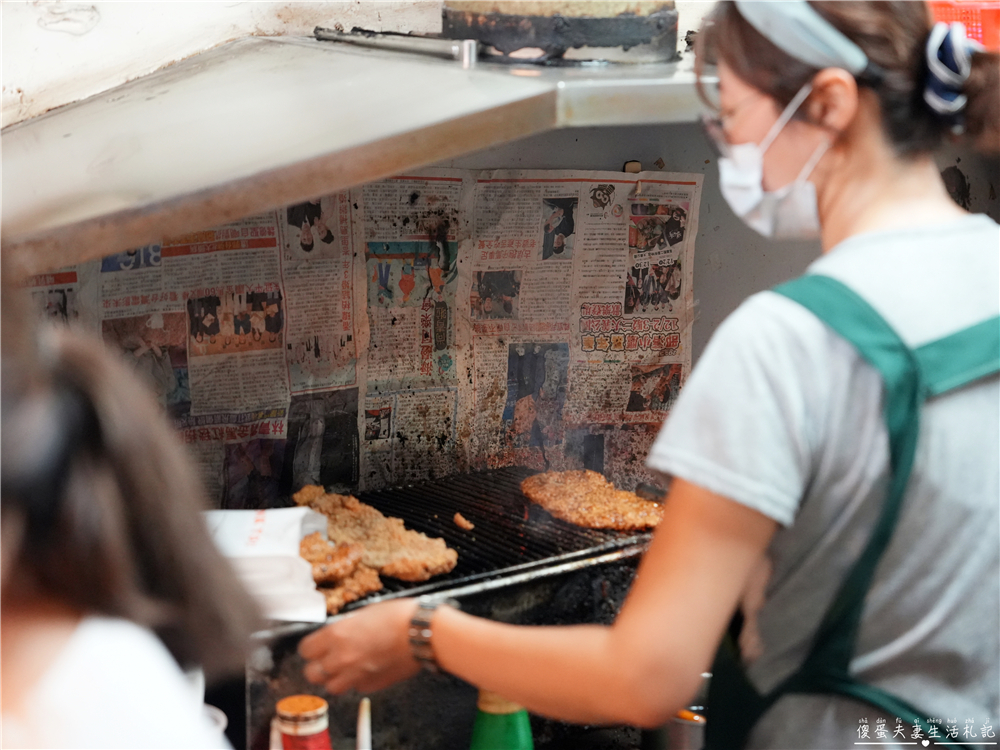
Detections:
408,596,459,673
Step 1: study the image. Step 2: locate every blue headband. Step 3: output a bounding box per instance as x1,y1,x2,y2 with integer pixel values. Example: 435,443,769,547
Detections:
733,0,869,75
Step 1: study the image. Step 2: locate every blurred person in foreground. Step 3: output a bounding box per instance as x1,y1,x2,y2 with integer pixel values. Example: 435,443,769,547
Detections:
298,2,999,748
1,278,260,748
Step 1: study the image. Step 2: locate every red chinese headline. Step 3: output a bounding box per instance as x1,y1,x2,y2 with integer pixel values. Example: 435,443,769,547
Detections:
340,281,352,332
580,332,680,352
477,238,539,262
26,271,77,288
162,226,277,257
337,194,351,239
181,419,286,444
246,510,268,547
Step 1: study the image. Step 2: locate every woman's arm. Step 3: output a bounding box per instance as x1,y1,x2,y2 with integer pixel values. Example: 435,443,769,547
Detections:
299,478,776,727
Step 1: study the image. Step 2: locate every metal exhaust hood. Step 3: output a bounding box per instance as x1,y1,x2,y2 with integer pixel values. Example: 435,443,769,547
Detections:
2,34,707,276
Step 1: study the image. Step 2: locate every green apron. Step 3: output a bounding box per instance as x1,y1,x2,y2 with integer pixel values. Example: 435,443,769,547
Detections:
705,274,1000,750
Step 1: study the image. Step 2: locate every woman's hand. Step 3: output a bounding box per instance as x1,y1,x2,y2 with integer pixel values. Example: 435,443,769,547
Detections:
299,598,420,694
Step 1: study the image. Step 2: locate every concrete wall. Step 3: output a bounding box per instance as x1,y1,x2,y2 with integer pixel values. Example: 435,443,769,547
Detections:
1,1,441,127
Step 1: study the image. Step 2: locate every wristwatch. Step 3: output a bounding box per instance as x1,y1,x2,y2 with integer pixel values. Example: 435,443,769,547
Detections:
408,596,459,673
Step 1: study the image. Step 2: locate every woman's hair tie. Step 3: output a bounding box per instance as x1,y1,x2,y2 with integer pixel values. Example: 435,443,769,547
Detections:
924,21,985,132
0,376,101,545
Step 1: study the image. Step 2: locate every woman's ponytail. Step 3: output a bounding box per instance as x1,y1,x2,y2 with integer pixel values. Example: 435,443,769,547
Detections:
964,49,1000,153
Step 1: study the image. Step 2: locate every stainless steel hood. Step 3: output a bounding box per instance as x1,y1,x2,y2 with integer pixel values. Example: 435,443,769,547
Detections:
2,35,707,276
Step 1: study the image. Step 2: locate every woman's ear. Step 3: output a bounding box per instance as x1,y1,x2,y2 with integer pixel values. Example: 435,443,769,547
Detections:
807,67,859,133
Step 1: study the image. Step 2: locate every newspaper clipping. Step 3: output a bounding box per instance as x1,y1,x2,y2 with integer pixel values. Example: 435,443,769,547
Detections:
37,167,700,506
465,169,700,490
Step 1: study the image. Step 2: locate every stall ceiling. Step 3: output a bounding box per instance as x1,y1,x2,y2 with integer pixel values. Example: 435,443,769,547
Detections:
2,35,706,275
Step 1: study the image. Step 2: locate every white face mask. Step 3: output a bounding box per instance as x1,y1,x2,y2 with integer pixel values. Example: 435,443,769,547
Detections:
716,83,830,239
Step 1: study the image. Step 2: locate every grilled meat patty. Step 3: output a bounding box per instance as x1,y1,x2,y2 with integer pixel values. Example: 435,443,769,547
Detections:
520,469,663,530
319,564,384,615
293,485,459,582
299,532,365,585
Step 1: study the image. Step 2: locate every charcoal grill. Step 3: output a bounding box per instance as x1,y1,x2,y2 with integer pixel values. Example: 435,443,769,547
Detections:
256,466,651,640
248,467,655,750
346,466,650,602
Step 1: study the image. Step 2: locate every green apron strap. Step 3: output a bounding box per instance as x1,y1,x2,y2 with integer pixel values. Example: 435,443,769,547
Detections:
773,275,923,672
707,275,926,750
915,316,1000,397
706,636,771,749
705,275,995,750
793,672,961,740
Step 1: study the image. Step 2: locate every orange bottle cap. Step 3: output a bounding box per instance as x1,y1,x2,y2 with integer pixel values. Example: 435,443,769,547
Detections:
276,694,329,721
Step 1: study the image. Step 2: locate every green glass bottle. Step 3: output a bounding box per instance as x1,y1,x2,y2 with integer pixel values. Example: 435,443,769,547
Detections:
469,690,534,750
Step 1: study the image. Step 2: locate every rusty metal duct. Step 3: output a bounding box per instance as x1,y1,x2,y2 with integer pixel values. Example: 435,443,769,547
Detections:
442,1,679,63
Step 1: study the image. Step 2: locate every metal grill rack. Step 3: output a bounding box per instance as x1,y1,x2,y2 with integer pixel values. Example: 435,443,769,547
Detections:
255,467,651,640
350,466,651,606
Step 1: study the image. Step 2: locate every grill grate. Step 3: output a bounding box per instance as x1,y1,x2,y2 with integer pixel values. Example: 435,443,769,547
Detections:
342,466,651,608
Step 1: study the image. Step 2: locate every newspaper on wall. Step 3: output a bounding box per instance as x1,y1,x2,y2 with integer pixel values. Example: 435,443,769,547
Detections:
463,169,701,491
278,195,363,500
354,173,471,489
93,214,293,505
279,193,359,395
38,167,700,506
24,267,97,330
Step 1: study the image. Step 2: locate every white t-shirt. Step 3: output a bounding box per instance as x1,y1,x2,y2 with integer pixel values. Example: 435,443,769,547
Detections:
648,215,1000,748
1,616,230,749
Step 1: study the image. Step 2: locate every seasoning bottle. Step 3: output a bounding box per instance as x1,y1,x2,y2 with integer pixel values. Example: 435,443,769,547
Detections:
275,694,333,750
469,689,534,750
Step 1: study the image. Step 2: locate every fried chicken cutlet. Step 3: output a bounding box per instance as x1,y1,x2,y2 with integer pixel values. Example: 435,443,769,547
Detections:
293,486,458,582
520,470,663,530
299,532,364,585
319,564,383,615
298,531,380,615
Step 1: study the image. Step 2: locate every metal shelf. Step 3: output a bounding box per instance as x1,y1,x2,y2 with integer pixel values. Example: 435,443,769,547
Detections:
1,35,707,275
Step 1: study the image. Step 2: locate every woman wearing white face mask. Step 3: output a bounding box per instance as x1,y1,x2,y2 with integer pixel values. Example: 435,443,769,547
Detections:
296,3,999,748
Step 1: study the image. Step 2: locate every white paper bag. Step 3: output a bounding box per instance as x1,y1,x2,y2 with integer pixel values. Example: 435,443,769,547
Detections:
204,507,327,557
204,508,328,623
